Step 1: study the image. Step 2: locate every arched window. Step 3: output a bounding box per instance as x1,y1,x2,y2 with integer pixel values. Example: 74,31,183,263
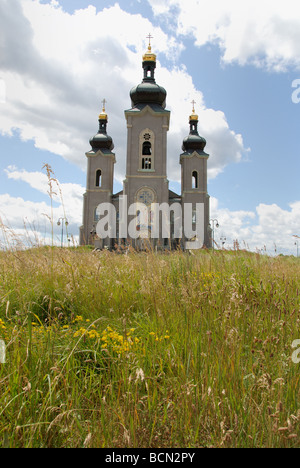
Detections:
142,141,152,155
192,171,198,189
142,142,152,170
95,169,102,187
140,129,154,171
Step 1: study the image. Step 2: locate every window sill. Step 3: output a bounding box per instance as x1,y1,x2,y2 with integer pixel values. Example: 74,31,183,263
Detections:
138,169,156,173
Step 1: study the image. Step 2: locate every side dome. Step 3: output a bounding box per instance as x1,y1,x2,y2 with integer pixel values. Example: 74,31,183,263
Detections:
89,132,114,151
89,106,114,151
182,134,206,152
182,109,206,152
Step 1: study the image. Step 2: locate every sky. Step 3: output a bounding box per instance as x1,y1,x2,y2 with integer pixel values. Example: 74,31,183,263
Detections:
0,0,300,254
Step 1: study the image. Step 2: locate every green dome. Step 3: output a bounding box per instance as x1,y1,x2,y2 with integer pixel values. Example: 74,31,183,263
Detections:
89,114,114,151
130,81,167,108
89,132,114,151
182,133,206,152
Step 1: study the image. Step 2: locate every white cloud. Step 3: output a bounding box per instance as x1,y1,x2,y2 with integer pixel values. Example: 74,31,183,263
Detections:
4,166,85,226
211,198,300,255
148,0,300,71
0,0,246,183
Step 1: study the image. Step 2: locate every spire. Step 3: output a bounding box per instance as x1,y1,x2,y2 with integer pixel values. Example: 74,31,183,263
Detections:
143,33,156,63
190,100,198,121
99,98,108,121
182,103,206,153
189,100,199,134
89,100,114,151
98,98,108,134
129,35,167,108
142,33,157,82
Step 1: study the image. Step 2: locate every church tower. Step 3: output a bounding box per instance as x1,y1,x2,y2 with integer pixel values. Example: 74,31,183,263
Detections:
80,37,211,250
180,103,211,248
122,37,170,247
80,102,116,248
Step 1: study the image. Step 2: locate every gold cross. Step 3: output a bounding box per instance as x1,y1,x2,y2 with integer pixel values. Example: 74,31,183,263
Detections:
191,100,196,113
101,98,107,112
146,33,153,47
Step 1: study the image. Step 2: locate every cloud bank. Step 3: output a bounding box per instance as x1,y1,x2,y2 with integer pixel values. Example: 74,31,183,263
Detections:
148,0,300,71
0,0,246,183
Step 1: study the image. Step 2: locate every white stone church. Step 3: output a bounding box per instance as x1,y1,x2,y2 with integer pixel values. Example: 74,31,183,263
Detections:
80,40,211,250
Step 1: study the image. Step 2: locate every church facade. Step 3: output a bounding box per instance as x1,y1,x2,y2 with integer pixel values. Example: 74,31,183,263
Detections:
80,41,211,250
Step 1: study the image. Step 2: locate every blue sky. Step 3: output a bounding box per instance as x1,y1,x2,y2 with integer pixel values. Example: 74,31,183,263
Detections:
0,0,300,253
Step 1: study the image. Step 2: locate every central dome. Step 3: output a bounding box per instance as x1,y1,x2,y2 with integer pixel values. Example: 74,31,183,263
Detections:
130,43,167,108
130,81,167,108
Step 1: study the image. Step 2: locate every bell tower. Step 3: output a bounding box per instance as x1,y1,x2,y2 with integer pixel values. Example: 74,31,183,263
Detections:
80,101,116,247
180,102,211,248
123,36,170,247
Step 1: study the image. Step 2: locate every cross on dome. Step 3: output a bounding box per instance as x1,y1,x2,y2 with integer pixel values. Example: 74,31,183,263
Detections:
99,98,108,120
190,99,198,121
146,33,153,48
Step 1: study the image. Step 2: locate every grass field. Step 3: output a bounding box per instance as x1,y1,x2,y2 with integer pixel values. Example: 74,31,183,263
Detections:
0,245,299,448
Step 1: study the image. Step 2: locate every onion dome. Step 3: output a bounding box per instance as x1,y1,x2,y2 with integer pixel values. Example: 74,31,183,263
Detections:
182,103,206,153
89,100,114,151
130,37,167,108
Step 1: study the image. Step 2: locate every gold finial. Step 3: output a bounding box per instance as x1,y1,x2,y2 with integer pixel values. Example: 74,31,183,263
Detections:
147,33,153,49
99,98,108,119
190,100,198,120
143,33,156,61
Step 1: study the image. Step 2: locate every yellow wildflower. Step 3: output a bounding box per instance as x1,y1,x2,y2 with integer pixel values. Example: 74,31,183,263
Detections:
73,327,86,338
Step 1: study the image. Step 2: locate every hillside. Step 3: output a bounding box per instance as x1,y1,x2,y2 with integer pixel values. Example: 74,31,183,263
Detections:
0,247,299,448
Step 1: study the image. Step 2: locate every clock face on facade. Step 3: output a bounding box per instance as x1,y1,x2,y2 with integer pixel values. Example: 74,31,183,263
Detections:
136,187,156,206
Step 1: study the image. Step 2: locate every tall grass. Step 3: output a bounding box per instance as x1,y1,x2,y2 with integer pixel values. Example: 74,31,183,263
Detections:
0,245,299,448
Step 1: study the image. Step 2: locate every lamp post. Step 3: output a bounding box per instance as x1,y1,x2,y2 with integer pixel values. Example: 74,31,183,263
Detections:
209,219,219,250
57,217,69,248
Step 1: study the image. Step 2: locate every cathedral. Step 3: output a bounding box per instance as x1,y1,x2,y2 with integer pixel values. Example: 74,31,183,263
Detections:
80,39,211,250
